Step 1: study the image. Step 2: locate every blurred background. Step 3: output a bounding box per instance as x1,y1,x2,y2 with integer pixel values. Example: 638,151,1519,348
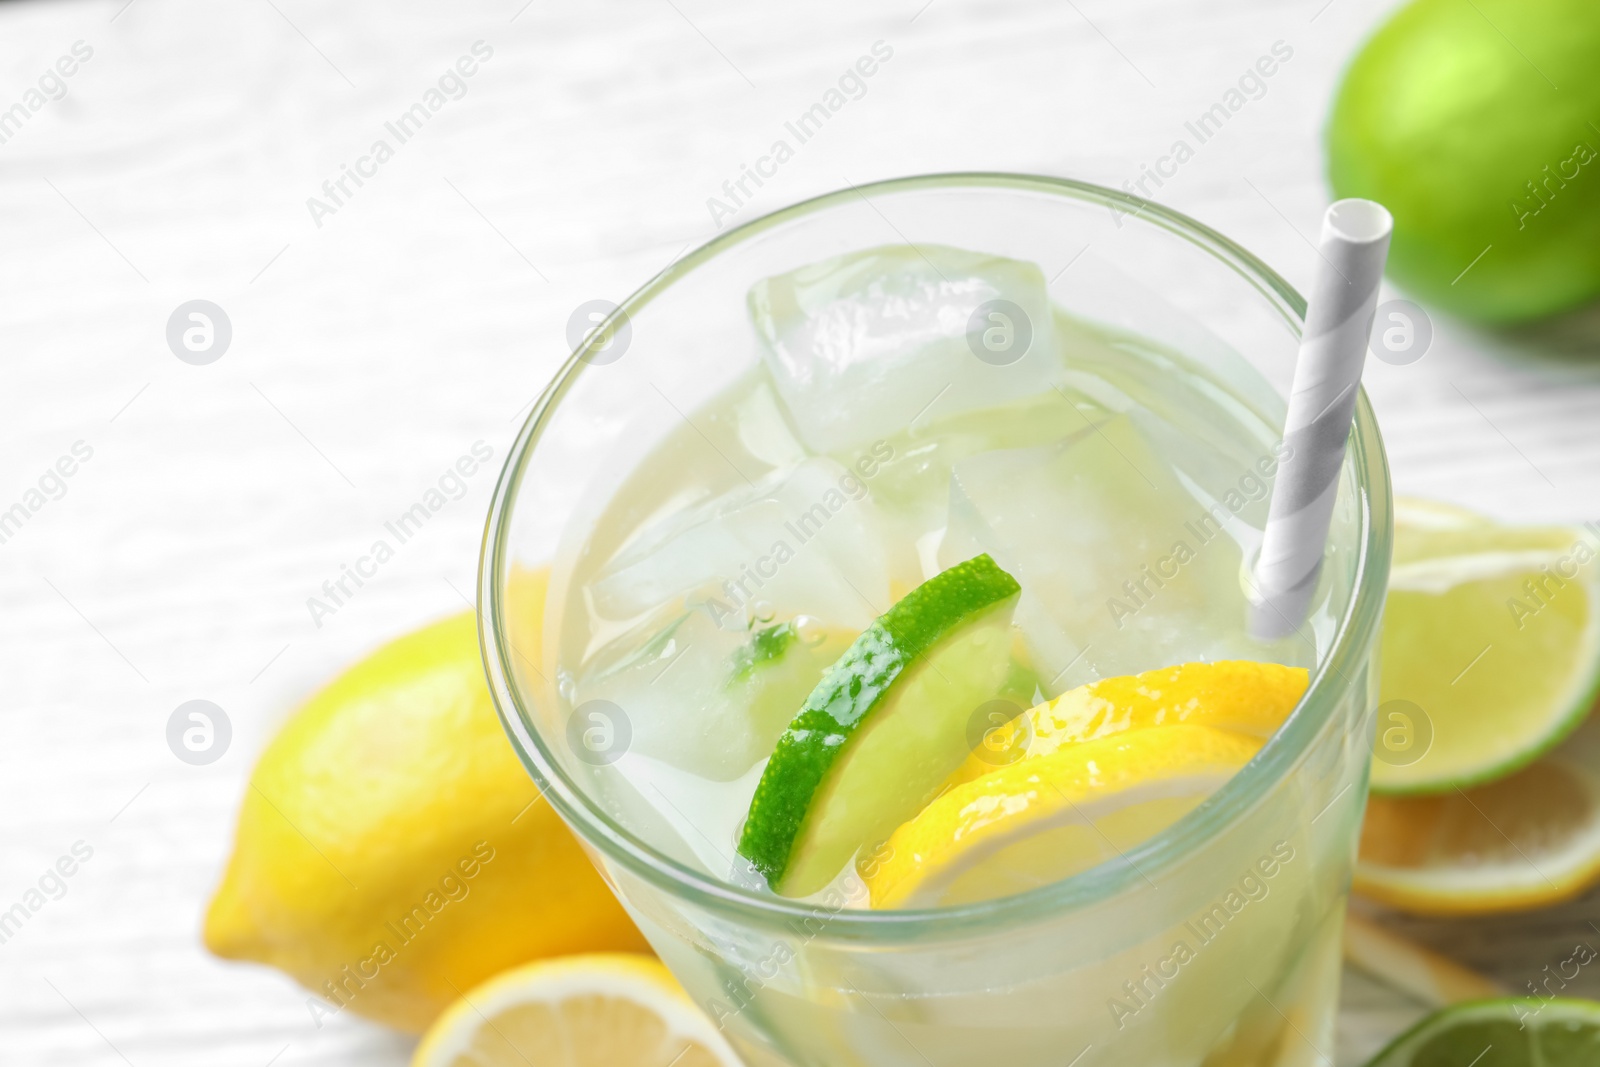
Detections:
4,0,1599,1063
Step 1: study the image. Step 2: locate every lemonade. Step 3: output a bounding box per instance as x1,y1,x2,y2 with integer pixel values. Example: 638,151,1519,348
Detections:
484,177,1387,1067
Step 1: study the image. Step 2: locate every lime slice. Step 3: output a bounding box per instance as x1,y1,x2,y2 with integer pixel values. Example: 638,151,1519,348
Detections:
1362,998,1600,1067
736,554,1021,896
1357,715,1600,914
1375,505,1600,793
866,724,1261,908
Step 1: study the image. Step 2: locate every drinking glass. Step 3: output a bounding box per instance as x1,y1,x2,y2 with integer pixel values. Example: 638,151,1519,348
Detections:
480,174,1391,1067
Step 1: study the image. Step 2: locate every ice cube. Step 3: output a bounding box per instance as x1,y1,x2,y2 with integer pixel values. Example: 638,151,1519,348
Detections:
590,457,890,631
940,415,1253,692
575,608,856,781
865,384,1110,588
608,751,770,878
747,244,1061,454
734,375,809,470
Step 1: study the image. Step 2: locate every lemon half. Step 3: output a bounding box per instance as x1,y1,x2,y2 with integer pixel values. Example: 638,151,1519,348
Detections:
412,955,742,1067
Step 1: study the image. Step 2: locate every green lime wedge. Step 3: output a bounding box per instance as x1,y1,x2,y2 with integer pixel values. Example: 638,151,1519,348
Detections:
1375,505,1600,794
737,553,1022,896
1363,999,1600,1067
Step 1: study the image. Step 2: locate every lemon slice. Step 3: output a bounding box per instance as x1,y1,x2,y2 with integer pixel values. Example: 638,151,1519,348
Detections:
1356,715,1600,915
411,954,741,1067
864,724,1261,909
949,660,1306,785
1376,502,1600,793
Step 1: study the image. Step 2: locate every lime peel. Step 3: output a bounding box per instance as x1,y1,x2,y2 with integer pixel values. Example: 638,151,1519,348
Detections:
737,553,1021,895
1361,997,1600,1067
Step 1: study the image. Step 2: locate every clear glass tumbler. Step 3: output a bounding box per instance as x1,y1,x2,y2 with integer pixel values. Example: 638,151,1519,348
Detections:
480,174,1391,1067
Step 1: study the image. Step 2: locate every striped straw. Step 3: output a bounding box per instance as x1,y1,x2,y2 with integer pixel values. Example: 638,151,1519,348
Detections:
1250,198,1393,640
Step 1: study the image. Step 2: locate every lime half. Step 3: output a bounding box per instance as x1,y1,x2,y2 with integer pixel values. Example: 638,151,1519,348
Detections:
1375,503,1600,793
737,554,1021,896
1363,999,1600,1067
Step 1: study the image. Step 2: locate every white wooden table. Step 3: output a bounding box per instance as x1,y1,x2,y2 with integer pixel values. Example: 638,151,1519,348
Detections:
4,0,1599,1063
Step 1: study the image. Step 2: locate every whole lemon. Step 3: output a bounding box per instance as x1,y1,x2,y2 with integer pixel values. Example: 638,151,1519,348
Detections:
1327,0,1600,323
204,569,649,1032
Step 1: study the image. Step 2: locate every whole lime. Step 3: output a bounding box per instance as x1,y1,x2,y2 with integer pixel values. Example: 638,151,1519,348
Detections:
1328,0,1600,323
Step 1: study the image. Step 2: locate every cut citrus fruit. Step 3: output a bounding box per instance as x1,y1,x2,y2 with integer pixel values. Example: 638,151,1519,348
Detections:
865,724,1261,909
949,660,1306,785
411,954,741,1067
737,554,1021,896
1361,998,1600,1067
1356,715,1600,915
1375,502,1600,793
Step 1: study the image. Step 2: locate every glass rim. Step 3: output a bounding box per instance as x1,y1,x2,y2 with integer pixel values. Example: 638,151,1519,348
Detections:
478,171,1393,941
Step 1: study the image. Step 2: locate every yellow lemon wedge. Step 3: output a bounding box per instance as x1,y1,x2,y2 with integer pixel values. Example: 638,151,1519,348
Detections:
951,660,1307,785
864,724,1262,909
411,954,742,1067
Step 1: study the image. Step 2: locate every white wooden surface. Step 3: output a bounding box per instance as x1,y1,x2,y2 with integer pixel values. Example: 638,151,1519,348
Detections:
4,0,1599,1063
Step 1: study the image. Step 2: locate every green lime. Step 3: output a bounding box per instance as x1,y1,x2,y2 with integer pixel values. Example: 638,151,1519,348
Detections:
1327,0,1600,323
1374,501,1600,793
1363,999,1600,1067
737,554,1021,896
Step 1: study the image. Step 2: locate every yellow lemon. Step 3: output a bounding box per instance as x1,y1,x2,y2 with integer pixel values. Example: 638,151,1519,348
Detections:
865,724,1261,909
412,954,742,1067
951,660,1307,785
204,567,649,1031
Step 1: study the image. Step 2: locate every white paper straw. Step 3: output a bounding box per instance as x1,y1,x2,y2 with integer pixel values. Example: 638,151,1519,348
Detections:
1250,198,1393,640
